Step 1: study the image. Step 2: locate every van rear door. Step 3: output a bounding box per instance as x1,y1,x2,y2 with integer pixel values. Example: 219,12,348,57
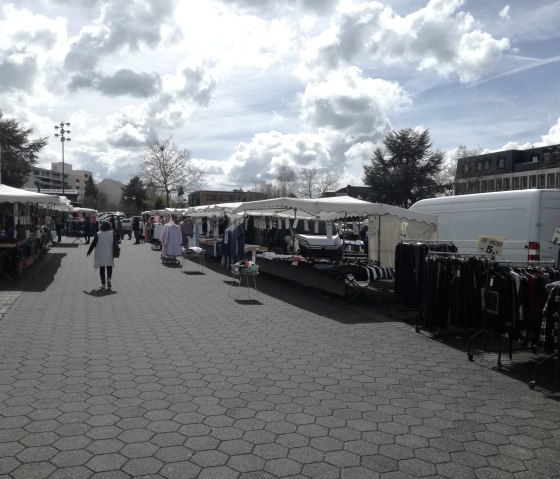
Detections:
538,191,560,263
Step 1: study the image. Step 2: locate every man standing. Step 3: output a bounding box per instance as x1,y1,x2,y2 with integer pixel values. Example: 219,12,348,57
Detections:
133,216,141,244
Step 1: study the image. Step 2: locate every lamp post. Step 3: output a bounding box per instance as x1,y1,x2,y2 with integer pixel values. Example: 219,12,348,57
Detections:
54,122,71,195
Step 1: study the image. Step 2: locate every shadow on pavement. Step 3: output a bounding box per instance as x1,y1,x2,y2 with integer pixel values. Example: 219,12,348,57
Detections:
199,257,395,324
51,242,80,248
83,288,117,297
235,299,263,305
7,251,65,292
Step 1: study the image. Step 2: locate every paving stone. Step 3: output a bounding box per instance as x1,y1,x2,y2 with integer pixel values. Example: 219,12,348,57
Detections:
0,241,557,479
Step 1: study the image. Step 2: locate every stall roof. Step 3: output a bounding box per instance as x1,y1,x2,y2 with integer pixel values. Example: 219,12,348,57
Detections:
0,184,67,206
232,195,438,224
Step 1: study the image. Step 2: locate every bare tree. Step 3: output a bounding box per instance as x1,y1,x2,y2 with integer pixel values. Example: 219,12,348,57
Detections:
140,137,204,207
299,167,341,198
277,164,297,197
251,179,278,199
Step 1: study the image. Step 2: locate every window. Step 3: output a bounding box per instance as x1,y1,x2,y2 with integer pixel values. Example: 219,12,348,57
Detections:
512,177,520,189
538,174,545,188
475,181,481,192
529,175,537,188
488,179,495,191
481,180,488,192
503,178,510,190
484,159,490,170
521,176,528,189
548,174,555,188
463,163,469,173
498,157,505,168
477,162,482,171
496,179,502,191
556,173,560,188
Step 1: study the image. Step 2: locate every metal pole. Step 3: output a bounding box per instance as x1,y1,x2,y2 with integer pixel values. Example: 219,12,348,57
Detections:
61,140,65,196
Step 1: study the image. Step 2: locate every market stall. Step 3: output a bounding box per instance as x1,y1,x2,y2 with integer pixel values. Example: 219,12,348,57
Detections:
0,185,69,278
229,196,437,298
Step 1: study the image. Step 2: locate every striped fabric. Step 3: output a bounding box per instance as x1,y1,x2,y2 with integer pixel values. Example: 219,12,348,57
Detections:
93,230,115,268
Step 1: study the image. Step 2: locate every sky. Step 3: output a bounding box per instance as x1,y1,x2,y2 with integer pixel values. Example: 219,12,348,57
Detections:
1,0,560,192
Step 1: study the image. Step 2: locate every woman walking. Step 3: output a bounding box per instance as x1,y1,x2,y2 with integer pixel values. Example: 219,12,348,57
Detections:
87,221,115,289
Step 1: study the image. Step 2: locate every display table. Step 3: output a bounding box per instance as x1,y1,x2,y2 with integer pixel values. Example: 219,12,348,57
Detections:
256,257,347,297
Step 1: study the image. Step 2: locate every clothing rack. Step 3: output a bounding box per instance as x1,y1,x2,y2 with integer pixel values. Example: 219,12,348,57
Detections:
467,259,557,370
420,252,489,335
530,281,560,389
394,241,459,316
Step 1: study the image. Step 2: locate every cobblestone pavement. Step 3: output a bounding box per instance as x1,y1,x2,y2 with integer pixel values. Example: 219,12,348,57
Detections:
0,238,558,479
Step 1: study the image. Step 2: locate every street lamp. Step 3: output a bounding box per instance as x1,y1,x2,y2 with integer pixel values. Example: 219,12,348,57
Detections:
54,121,71,195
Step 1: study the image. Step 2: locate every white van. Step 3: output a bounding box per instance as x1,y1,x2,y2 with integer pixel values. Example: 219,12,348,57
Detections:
410,189,560,263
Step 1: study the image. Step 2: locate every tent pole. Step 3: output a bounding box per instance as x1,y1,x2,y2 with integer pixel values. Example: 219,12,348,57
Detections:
292,208,297,253
377,215,381,264
341,213,347,261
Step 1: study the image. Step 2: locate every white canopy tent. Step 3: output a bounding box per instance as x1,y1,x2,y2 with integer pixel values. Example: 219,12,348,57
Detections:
232,196,438,266
0,184,68,207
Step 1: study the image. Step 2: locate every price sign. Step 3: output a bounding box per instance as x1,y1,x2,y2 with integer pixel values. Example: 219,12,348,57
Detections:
552,227,560,244
477,235,505,256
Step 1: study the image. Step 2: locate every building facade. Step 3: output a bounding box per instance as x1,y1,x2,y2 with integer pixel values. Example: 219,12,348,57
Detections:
455,144,560,195
51,162,92,201
188,190,267,206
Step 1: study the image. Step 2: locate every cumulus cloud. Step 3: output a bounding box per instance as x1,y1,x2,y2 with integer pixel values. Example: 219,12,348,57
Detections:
0,5,67,93
64,0,177,72
220,0,339,17
300,67,411,138
300,0,510,83
69,69,162,98
227,130,332,184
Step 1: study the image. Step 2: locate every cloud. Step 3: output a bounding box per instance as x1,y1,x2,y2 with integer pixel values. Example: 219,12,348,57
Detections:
499,5,510,20
64,0,178,73
220,0,339,17
227,130,332,185
299,0,510,83
300,67,411,138
0,57,38,91
69,69,162,98
539,117,560,146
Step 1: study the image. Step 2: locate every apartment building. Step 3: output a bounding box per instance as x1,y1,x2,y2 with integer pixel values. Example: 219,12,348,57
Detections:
454,144,560,195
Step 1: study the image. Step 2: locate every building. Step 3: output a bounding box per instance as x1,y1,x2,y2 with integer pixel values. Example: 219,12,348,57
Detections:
51,162,92,201
455,144,560,195
188,190,267,207
97,179,125,208
23,162,87,204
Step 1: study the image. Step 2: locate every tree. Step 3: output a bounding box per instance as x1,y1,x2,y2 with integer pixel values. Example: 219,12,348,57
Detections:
82,176,99,209
0,112,48,188
277,164,297,197
299,167,341,198
140,137,204,207
363,128,446,208
121,175,148,213
251,179,278,199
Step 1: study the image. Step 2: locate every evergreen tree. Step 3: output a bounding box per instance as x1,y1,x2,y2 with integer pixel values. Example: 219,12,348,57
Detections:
0,112,48,187
363,128,446,207
121,175,148,213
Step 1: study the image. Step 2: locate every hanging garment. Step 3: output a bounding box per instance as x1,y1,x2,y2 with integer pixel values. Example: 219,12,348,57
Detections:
162,222,182,256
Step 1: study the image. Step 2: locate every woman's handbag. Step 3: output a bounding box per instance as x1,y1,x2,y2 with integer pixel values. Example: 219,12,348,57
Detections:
113,238,121,258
